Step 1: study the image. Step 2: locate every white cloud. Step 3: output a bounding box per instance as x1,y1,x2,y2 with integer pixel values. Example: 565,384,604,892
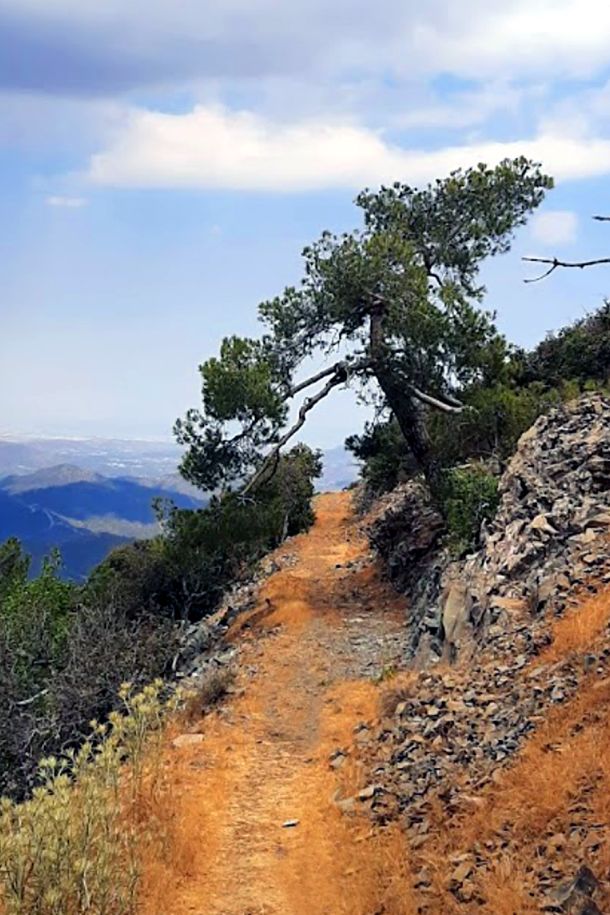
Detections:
87,103,610,192
530,210,578,246
412,0,610,80
6,0,610,93
45,195,88,207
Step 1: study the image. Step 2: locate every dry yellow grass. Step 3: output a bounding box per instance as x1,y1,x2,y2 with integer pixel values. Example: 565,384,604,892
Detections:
0,681,182,915
414,670,610,912
538,586,610,663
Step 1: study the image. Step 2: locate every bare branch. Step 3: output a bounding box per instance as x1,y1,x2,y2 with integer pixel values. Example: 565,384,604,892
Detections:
289,363,345,397
15,688,49,708
523,255,610,283
289,358,371,398
409,385,465,414
442,391,467,408
593,215,610,222
242,366,348,495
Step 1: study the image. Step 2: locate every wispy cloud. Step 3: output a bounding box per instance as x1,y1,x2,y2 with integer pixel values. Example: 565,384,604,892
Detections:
45,195,88,207
530,210,579,246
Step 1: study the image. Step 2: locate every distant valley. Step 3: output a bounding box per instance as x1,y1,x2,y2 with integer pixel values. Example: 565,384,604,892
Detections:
0,437,358,580
0,462,205,580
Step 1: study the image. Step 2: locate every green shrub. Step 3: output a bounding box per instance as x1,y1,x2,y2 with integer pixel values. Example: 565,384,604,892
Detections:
439,464,500,557
520,300,610,388
0,545,176,800
0,444,321,799
347,382,556,500
429,382,562,468
346,421,416,497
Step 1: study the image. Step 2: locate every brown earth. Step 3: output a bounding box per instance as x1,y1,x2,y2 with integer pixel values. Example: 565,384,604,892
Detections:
138,489,610,915
139,491,417,915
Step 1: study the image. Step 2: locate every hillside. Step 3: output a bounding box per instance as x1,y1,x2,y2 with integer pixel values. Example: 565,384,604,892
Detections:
0,489,128,579
0,464,203,527
3,461,610,912
133,488,610,915
0,464,205,579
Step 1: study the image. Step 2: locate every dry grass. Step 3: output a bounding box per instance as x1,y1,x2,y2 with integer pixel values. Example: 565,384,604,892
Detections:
179,666,236,726
416,673,610,912
0,681,181,915
538,586,610,664
378,672,419,718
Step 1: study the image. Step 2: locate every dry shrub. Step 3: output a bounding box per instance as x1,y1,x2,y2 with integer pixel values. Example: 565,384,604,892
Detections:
180,665,236,725
0,681,179,915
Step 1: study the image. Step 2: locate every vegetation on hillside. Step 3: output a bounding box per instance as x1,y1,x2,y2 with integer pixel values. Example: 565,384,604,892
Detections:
348,299,610,552
0,681,178,915
0,444,321,801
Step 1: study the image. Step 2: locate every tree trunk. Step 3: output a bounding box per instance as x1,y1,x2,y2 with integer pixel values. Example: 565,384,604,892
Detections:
369,308,441,492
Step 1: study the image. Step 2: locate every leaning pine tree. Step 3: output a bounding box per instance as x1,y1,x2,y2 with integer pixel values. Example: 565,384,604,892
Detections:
175,158,553,495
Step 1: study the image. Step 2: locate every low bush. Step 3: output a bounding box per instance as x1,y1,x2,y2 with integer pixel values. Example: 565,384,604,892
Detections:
0,444,322,799
0,544,177,800
439,464,500,557
346,421,417,500
181,666,236,725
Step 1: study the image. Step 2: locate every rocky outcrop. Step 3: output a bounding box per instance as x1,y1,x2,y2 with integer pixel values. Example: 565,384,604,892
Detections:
373,394,610,662
368,481,446,590
358,396,610,910
368,481,449,657
356,621,610,910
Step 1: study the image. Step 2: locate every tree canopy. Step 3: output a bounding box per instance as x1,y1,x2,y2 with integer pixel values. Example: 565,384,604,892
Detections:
176,158,552,492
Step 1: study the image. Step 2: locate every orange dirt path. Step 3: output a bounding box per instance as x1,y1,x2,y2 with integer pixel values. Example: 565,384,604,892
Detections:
140,491,415,915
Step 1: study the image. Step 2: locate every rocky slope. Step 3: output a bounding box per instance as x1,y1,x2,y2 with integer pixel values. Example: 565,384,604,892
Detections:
355,393,610,911
372,393,610,664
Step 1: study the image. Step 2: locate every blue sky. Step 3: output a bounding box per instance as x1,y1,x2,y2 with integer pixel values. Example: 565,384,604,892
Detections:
2,0,610,447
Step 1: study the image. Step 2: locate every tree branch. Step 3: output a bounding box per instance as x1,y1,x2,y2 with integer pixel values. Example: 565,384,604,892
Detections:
409,385,465,414
242,367,348,495
288,357,371,398
523,255,610,283
15,688,49,708
289,363,346,397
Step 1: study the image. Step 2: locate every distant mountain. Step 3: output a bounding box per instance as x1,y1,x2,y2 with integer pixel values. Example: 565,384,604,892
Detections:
0,435,358,491
0,489,127,580
0,463,206,581
0,436,182,479
317,446,359,492
0,466,204,527
1,464,106,495
0,437,358,580
118,471,203,500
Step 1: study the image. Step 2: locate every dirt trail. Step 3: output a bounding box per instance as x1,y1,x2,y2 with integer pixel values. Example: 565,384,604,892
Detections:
141,492,415,915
